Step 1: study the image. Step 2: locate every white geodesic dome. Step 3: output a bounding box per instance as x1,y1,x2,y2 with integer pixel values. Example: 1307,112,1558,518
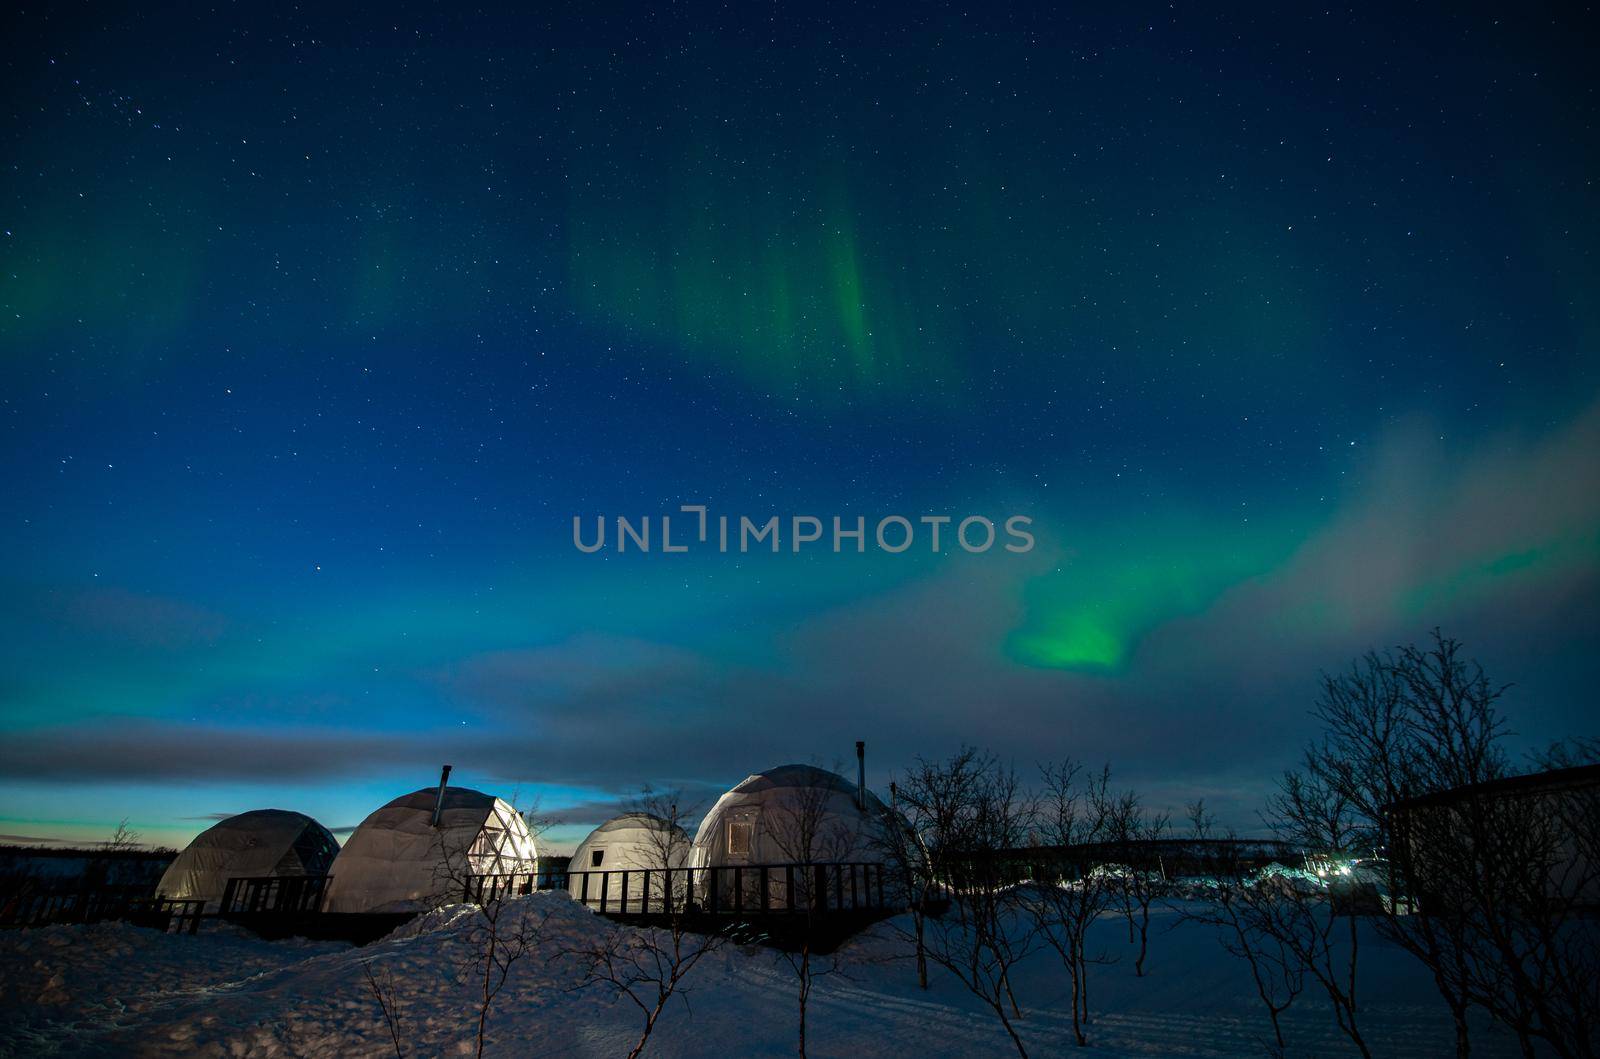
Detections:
690,763,886,868
567,812,690,906
321,786,537,913
688,764,888,911
155,809,339,912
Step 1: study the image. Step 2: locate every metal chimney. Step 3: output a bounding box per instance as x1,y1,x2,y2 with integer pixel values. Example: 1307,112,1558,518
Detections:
431,764,453,828
855,741,866,810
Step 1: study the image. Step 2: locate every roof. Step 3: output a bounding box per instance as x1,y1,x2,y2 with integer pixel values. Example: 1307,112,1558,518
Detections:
378,786,500,814
195,808,320,838
1386,762,1600,813
734,764,860,795
718,763,888,817
589,812,680,835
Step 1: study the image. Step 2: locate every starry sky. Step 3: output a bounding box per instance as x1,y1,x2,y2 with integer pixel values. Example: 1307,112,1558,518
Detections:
2,2,1596,852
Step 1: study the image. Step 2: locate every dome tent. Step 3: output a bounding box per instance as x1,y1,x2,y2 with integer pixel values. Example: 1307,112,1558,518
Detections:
567,812,690,908
322,786,537,914
155,809,339,912
690,764,887,910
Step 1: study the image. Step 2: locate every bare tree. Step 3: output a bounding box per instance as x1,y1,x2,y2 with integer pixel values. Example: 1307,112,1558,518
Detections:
516,792,553,846
1455,737,1600,1059
1106,788,1169,977
461,894,551,1058
873,777,936,990
1527,739,1600,1058
1295,636,1495,1054
1180,801,1305,1056
1030,760,1118,1047
762,763,858,1058
78,817,146,891
361,957,407,1059
568,787,727,1059
909,748,1038,1058
101,818,140,852
1292,632,1599,1058
1266,768,1374,1059
428,796,552,1059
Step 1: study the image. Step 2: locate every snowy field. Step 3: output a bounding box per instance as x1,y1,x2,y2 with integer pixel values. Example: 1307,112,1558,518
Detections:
0,893,1528,1058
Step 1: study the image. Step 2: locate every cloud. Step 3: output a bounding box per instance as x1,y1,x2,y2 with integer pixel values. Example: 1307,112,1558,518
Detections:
444,634,719,723
0,723,425,783
427,399,1600,812
532,788,726,828
1133,399,1600,698
42,587,228,649
4,399,1596,833
405,560,1267,808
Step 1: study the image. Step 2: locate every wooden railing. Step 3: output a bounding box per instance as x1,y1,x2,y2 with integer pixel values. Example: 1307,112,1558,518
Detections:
462,872,538,904
220,874,331,915
560,862,891,917
0,886,204,934
159,896,207,933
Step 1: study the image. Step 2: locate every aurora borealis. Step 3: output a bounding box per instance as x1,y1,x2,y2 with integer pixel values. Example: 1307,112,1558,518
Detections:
2,3,1596,851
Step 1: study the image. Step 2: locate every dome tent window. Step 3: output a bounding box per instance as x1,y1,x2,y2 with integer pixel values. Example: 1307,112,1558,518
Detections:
590,848,605,867
728,820,753,856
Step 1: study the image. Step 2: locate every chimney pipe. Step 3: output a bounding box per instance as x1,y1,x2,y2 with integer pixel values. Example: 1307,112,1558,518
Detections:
855,741,866,810
432,764,453,828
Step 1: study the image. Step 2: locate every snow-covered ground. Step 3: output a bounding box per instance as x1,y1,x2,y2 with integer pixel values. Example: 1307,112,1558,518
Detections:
0,893,1527,1057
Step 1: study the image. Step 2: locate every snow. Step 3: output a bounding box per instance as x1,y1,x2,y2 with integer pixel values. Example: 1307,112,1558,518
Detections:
0,892,1528,1057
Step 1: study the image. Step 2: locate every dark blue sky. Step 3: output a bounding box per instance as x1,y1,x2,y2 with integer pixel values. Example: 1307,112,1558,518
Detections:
2,2,1595,849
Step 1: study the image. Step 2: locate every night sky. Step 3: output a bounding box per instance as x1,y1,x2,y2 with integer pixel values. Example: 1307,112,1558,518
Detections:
2,3,1596,851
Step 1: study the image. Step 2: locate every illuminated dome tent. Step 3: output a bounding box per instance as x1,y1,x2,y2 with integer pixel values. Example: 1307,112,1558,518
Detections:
690,763,887,908
155,809,339,912
568,812,691,907
322,785,537,914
